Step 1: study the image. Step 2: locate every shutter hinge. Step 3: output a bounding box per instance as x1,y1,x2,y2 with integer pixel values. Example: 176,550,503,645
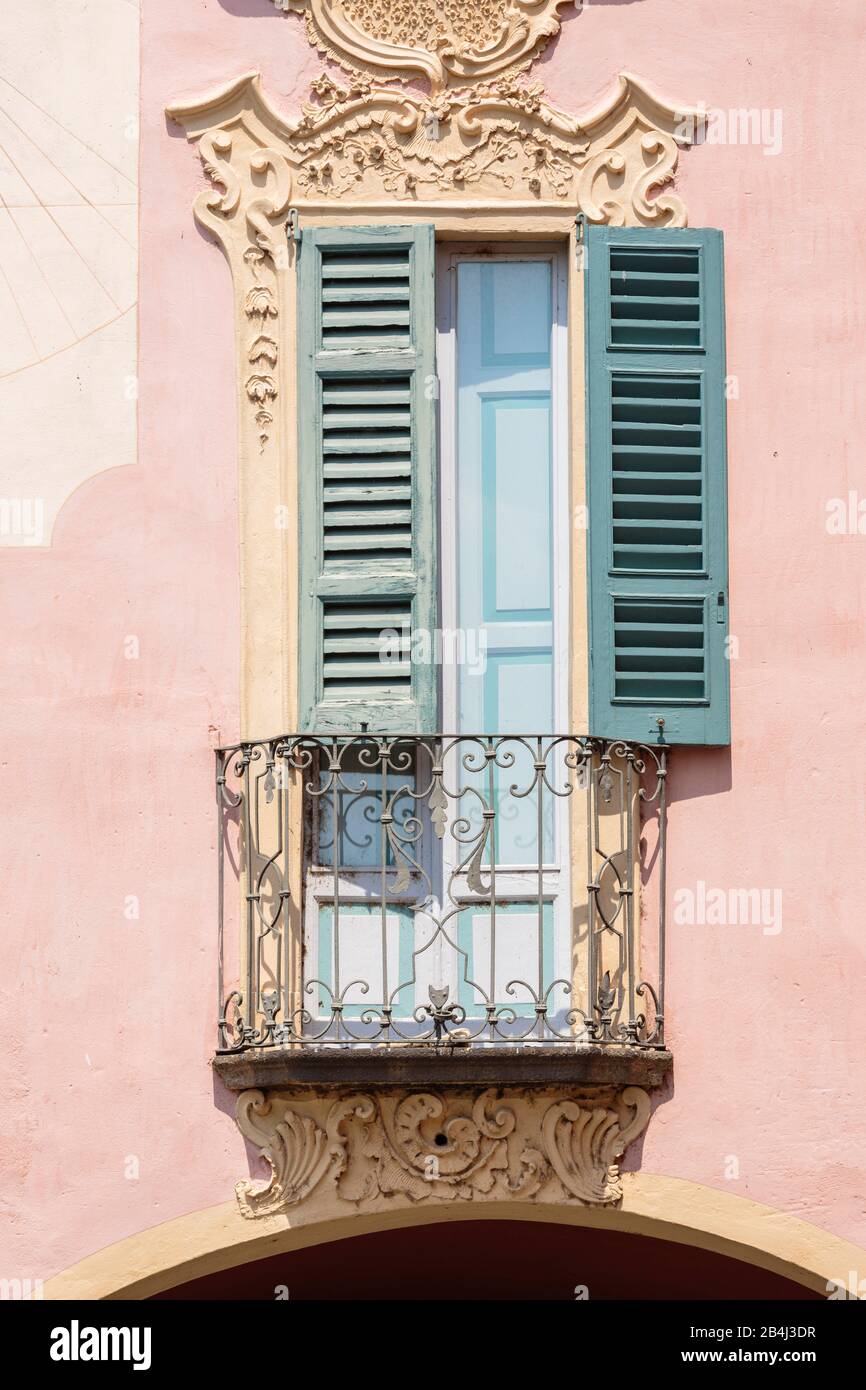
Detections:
575,213,586,271
717,590,726,623
286,207,300,248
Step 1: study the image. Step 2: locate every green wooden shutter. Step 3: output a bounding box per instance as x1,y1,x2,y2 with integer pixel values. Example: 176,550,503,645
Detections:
298,225,437,733
585,225,730,745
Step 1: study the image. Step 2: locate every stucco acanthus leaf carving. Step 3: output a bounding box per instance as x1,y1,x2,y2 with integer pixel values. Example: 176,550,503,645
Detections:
271,0,577,95
542,1084,651,1204
233,1086,652,1218
189,130,293,451
235,1089,332,1216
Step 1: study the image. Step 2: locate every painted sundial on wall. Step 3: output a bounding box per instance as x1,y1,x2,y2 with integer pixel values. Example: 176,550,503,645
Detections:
0,0,138,546
273,0,578,93
0,70,137,377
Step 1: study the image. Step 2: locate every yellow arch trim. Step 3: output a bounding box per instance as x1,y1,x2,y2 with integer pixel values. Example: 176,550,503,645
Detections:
45,1174,866,1300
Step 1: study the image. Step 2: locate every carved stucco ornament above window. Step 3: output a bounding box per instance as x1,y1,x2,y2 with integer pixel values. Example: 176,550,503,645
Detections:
234,1086,653,1218
271,0,578,94
170,69,697,224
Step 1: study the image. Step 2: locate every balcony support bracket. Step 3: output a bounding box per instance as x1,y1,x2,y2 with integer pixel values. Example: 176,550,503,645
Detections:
233,1081,660,1219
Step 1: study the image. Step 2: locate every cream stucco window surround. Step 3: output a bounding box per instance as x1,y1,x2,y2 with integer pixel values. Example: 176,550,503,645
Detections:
166,70,700,739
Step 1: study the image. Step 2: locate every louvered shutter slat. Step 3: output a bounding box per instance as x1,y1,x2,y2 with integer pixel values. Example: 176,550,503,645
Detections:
586,225,730,745
299,226,437,733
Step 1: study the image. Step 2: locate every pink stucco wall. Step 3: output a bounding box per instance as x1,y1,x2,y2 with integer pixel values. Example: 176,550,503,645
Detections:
2,0,865,1281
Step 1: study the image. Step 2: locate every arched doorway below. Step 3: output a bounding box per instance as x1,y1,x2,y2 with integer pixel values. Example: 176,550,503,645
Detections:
153,1220,822,1301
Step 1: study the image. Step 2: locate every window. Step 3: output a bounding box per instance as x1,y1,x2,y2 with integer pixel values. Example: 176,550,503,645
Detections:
297,221,730,747
293,220,727,1038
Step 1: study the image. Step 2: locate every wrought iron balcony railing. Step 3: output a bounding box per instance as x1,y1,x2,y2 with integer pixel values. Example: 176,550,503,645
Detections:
215,734,667,1058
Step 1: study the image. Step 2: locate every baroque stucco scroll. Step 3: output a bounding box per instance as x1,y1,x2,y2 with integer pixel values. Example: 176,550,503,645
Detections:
235,1086,653,1218
170,68,696,226
271,0,578,94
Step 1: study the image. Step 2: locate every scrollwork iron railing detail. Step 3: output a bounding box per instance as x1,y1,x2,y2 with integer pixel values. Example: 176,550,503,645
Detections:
216,734,667,1052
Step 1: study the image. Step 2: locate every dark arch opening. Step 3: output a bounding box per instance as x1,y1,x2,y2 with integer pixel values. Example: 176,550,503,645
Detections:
153,1220,822,1301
